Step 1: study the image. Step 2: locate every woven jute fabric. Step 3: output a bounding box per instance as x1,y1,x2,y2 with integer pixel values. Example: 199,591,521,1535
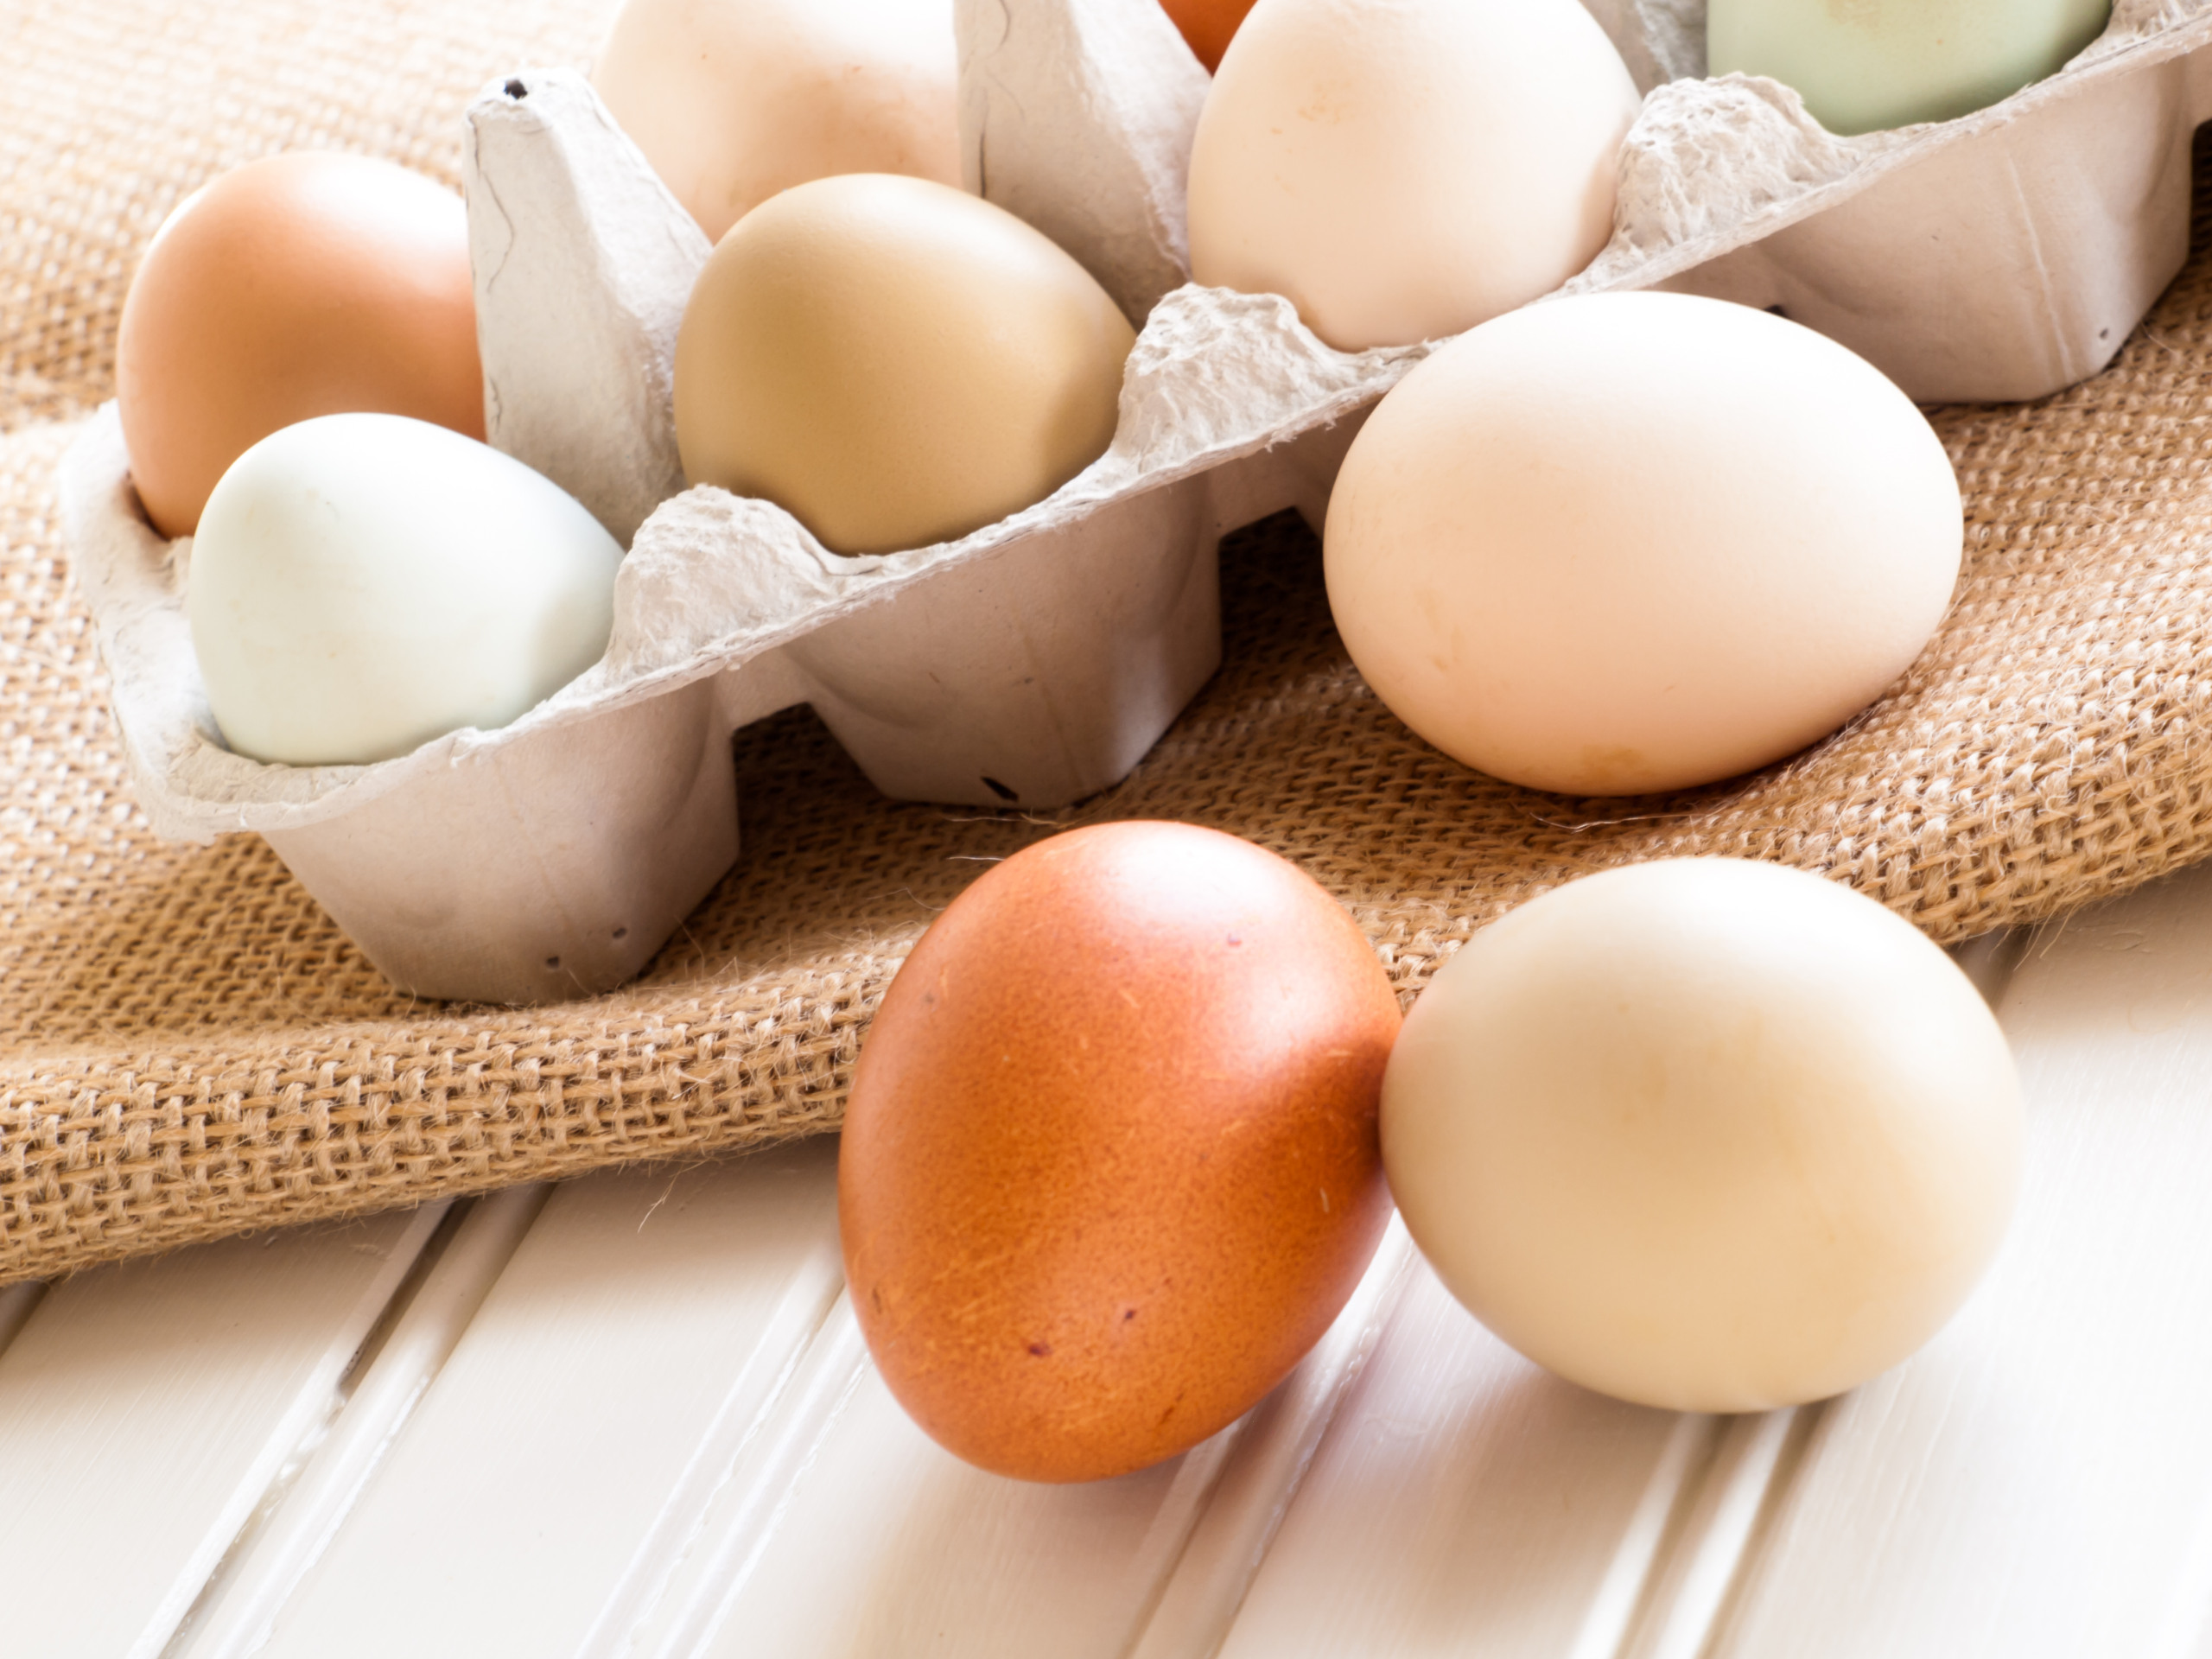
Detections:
9,0,2212,1286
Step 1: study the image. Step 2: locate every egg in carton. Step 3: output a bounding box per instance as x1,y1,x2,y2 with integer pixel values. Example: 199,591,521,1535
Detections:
58,0,2212,1007
1587,0,2212,400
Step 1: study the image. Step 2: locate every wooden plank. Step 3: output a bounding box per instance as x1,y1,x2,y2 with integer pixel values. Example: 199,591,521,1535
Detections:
622,1229,1422,1659
1710,862,2212,1657
1205,1258,1698,1659
173,1185,550,1659
1617,1408,1811,1659
0,923,2066,1657
0,1281,44,1355
241,1140,842,1659
643,1297,1247,1659
1125,1224,1422,1659
0,1204,445,1659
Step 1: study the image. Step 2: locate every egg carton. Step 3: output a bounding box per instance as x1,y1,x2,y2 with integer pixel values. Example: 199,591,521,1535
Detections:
55,58,1395,1006
59,0,2212,1007
1580,0,2212,401
957,0,2212,404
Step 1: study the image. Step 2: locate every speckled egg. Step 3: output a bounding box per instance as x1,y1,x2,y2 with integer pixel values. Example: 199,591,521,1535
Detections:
840,820,1400,1483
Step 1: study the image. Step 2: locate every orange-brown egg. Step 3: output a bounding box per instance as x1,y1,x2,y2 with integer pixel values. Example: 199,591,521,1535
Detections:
840,820,1400,1484
1160,0,1259,70
117,152,484,539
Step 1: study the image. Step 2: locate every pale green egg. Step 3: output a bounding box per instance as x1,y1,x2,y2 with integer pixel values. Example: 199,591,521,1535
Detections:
188,413,622,766
1708,0,2111,136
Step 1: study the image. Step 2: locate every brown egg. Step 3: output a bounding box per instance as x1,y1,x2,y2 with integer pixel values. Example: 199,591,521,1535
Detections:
840,821,1400,1484
1160,0,1259,70
673,173,1135,556
117,152,485,539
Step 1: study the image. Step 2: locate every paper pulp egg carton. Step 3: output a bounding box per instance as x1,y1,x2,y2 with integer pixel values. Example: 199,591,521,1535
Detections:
58,0,2212,1007
956,0,2212,403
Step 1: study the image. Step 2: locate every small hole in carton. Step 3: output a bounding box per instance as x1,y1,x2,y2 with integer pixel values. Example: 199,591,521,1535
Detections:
544,955,561,969
505,78,528,99
982,776,1020,802
1764,303,1788,319
612,926,628,940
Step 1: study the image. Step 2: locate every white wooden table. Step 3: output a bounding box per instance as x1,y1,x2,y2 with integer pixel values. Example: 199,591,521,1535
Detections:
3,858,2207,1658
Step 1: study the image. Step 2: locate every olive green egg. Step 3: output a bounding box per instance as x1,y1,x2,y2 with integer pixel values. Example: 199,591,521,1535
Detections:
674,173,1136,556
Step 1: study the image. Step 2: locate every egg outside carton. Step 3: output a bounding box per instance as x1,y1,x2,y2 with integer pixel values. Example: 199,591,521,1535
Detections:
54,0,2212,1009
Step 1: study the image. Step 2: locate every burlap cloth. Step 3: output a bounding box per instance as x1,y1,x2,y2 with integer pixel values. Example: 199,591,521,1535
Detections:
4,0,2211,1287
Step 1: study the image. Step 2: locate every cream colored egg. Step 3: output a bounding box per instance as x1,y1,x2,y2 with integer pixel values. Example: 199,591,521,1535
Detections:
1186,0,1642,352
1382,858,2023,1414
593,0,960,244
188,414,622,766
674,173,1136,556
1325,292,1962,797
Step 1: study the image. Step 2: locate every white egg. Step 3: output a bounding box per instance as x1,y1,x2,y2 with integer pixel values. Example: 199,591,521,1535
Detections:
1382,858,2023,1414
593,0,961,245
188,414,622,766
1325,291,1963,797
1185,0,1641,352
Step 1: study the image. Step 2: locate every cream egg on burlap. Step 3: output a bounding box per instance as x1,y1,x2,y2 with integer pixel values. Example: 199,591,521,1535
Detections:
1324,291,1964,798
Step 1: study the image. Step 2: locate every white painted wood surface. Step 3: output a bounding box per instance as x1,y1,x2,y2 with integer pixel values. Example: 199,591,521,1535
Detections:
238,1146,840,1659
0,1205,446,1659
1212,1260,1686,1659
11,860,2212,1656
175,1185,551,1659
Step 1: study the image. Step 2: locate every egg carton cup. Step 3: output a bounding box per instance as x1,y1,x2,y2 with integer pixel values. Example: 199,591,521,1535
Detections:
58,0,2212,1007
1581,0,2212,401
